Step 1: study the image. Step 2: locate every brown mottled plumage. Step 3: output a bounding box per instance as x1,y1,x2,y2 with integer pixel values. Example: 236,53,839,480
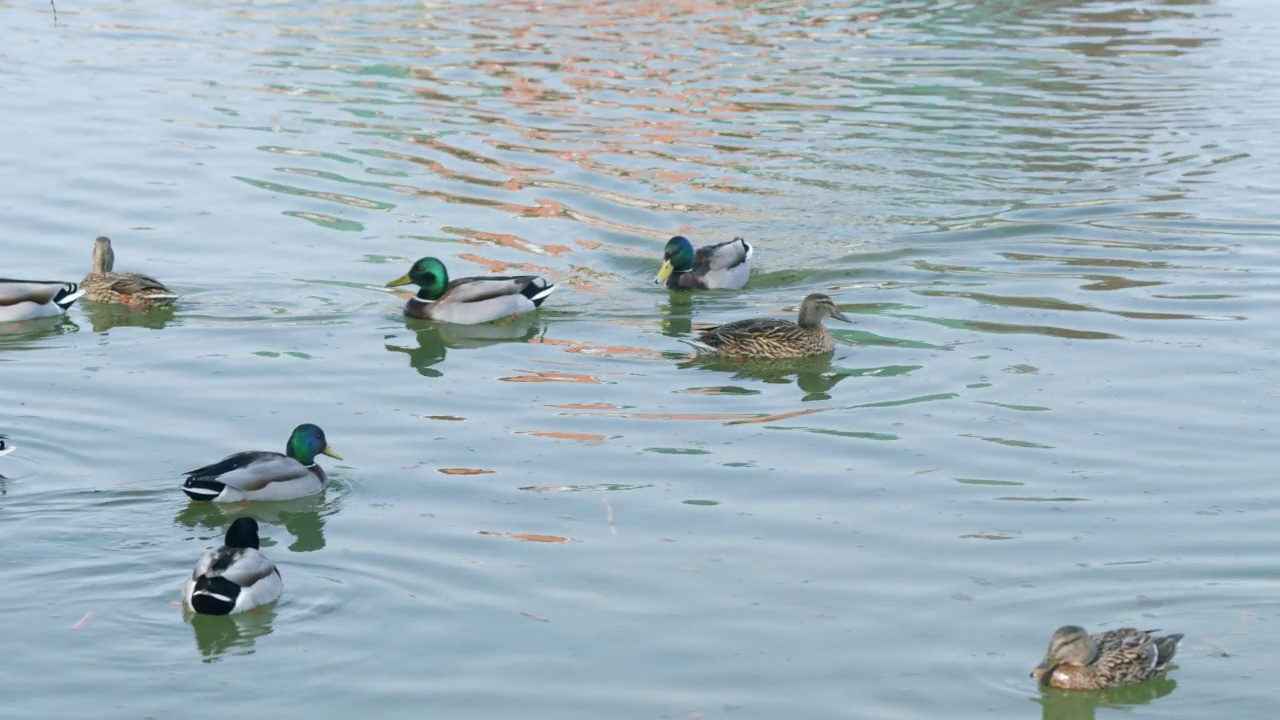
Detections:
689,293,851,358
83,236,177,305
1032,625,1183,690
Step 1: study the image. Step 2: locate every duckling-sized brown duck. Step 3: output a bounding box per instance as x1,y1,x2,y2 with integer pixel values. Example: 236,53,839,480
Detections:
1032,625,1183,690
688,293,850,359
83,236,177,305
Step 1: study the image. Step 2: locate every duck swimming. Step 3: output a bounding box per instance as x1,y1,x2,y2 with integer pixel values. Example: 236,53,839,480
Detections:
184,517,283,615
182,424,342,503
387,257,556,325
1032,625,1183,690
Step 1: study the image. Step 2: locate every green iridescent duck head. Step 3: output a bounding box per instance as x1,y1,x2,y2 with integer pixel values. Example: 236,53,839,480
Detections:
286,423,342,466
654,236,696,284
387,257,450,300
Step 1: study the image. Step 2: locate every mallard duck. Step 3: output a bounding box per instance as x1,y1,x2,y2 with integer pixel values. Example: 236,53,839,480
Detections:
0,434,12,457
184,517,283,615
654,235,752,290
182,424,342,502
83,236,177,305
1032,625,1183,690
688,293,851,358
386,256,556,325
0,279,84,321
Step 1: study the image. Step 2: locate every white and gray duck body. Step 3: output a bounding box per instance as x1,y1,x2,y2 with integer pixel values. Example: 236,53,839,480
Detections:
386,256,556,325
181,423,342,503
184,517,283,615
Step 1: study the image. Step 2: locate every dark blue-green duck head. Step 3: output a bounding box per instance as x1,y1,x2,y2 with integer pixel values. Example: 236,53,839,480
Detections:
654,236,696,284
224,517,262,549
286,423,342,465
387,257,450,301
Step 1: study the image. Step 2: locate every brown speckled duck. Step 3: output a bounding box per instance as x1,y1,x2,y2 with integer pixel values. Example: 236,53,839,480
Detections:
1032,625,1183,690
688,293,850,358
83,236,177,305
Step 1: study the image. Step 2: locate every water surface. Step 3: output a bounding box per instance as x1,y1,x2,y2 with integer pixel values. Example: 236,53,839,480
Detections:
3,1,1279,718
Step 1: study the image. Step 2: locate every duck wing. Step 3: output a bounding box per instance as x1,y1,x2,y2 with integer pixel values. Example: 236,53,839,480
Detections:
109,273,175,297
693,237,752,273
185,451,309,492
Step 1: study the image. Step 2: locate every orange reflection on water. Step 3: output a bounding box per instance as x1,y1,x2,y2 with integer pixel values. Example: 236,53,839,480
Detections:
479,531,569,543
723,407,837,425
499,370,604,383
519,431,611,442
438,468,495,475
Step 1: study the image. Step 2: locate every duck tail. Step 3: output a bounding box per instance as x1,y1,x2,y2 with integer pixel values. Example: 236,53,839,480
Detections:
182,477,226,502
190,576,241,615
680,337,719,355
55,284,85,310
1154,633,1183,669
522,279,556,307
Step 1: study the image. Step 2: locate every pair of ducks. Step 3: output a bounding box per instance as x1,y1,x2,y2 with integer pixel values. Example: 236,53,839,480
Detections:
389,235,850,359
0,236,177,321
181,423,341,615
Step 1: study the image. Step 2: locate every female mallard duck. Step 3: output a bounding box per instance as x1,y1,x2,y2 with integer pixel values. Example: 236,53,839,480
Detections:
82,236,177,305
386,256,556,325
689,293,851,358
0,279,84,321
654,235,752,290
184,517,283,615
182,424,342,502
0,434,12,457
1032,625,1183,690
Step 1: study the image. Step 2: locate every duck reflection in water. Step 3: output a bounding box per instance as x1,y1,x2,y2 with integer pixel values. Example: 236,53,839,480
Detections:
186,604,279,663
385,313,545,377
82,299,176,333
174,495,332,553
678,352,853,402
1033,675,1177,720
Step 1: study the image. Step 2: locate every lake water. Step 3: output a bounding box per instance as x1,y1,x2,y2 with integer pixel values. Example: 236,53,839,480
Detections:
3,0,1279,717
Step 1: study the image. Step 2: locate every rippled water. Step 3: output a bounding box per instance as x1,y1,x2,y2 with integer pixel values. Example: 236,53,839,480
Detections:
4,0,1280,717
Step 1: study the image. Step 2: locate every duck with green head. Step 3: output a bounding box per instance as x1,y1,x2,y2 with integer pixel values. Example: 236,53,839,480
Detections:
688,293,851,358
0,278,84,321
83,236,178,305
184,517,283,615
1032,625,1183,690
654,235,752,290
181,424,342,502
387,257,556,325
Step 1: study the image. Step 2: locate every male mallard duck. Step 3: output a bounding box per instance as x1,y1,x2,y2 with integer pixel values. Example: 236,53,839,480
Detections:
182,424,342,502
82,236,177,305
0,434,12,457
386,256,556,325
654,235,752,290
184,517,283,615
1032,625,1183,690
688,293,851,358
0,279,84,321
